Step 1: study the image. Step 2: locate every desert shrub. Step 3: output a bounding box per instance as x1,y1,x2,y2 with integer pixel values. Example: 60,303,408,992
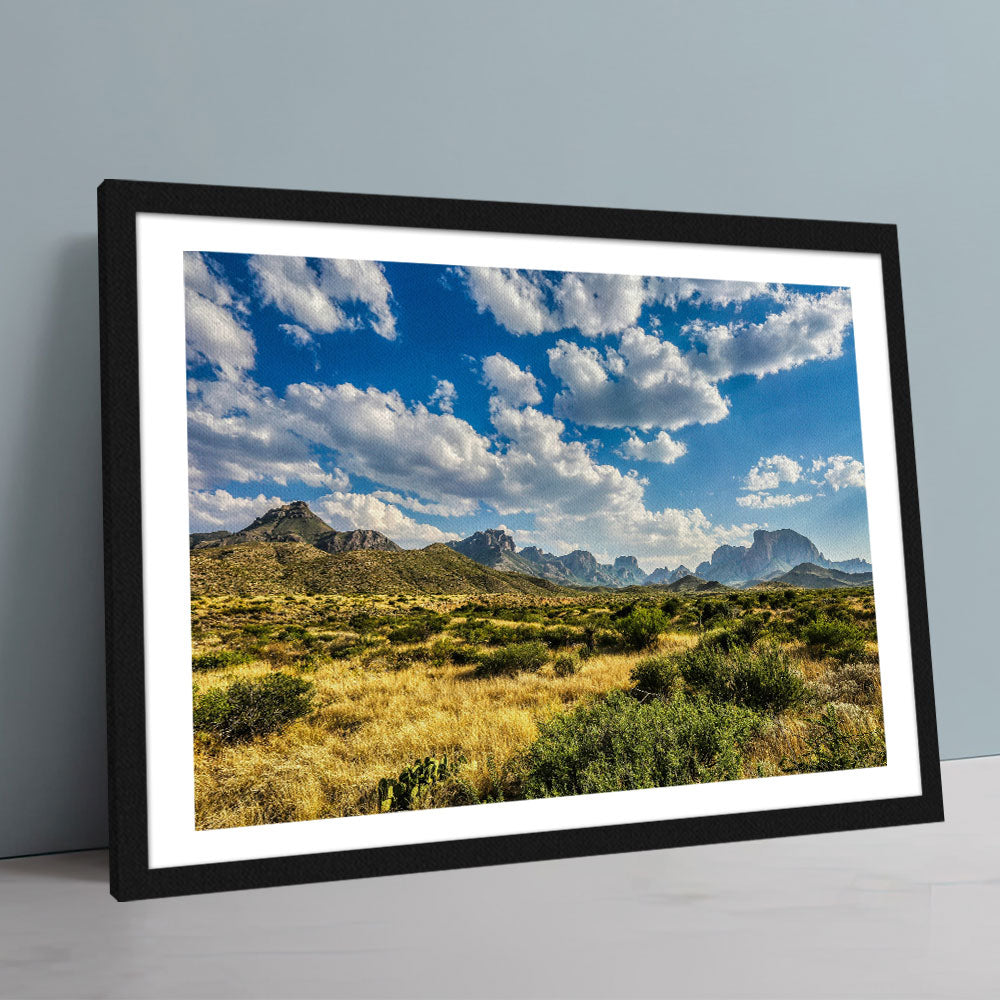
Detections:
803,617,867,663
493,608,545,623
787,705,887,773
386,613,448,643
327,637,369,659
363,646,430,670
811,660,882,707
631,654,681,695
428,637,456,665
611,601,638,620
191,650,251,671
660,596,681,617
542,625,579,649
240,623,274,638
193,673,313,743
615,606,668,651
348,611,379,634
511,624,546,643
679,642,806,713
698,600,732,628
292,652,320,673
552,652,580,677
699,627,744,655
515,691,758,797
473,641,549,677
594,629,621,652
448,643,481,665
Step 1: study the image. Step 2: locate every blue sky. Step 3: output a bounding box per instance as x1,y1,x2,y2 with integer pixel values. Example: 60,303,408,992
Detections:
185,251,870,570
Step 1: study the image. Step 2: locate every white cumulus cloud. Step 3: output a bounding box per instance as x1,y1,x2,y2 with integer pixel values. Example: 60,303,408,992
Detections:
619,431,687,465
458,267,777,338
821,454,866,491
184,252,255,377
548,329,729,431
481,353,542,407
428,379,457,414
743,455,803,491
248,254,397,340
736,492,814,509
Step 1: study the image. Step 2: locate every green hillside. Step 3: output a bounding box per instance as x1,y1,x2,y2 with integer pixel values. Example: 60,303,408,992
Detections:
190,541,570,597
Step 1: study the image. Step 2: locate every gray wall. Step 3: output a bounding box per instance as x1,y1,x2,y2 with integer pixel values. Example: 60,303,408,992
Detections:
1,0,996,859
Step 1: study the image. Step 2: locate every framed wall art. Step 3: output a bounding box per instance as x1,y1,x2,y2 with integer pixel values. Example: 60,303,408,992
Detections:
98,180,942,900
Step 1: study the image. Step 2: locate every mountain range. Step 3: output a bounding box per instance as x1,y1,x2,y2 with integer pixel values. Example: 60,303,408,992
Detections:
190,502,872,593
693,528,871,584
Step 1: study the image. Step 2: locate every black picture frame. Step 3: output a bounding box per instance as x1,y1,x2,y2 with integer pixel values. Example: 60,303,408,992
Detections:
98,179,942,901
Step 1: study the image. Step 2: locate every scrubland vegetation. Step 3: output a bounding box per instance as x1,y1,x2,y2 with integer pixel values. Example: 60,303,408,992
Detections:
190,586,884,830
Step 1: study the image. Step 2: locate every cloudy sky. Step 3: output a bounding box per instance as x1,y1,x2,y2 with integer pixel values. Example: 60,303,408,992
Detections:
185,251,870,570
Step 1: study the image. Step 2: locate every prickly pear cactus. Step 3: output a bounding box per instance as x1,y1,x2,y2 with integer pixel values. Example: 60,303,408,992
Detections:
374,752,464,812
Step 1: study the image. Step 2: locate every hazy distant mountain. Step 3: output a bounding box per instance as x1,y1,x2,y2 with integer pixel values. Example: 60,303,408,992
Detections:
614,556,647,586
826,557,872,575
767,562,874,589
645,564,693,585
695,529,871,585
447,529,644,589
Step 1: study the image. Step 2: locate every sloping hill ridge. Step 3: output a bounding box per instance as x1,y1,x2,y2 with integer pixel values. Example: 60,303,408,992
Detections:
768,562,874,589
190,541,569,597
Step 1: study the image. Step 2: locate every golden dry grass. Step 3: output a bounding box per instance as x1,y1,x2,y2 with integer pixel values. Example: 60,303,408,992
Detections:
193,632,699,830
191,587,884,831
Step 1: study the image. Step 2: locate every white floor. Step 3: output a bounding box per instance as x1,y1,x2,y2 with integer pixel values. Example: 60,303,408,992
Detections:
1,756,997,1000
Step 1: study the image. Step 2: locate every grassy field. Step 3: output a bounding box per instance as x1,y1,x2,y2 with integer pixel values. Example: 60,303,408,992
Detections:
190,587,885,830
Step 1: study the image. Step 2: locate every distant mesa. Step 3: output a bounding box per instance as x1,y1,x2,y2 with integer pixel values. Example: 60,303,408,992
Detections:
190,502,872,592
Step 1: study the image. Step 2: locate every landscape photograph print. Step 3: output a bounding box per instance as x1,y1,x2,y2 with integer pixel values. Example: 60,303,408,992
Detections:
185,250,885,832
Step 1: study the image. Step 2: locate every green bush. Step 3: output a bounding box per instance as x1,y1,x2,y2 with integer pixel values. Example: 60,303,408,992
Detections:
348,611,379,634
660,596,681,617
386,613,448,643
542,625,579,649
631,654,681,695
788,705,887,773
191,650,251,671
678,641,806,713
193,673,314,742
594,629,621,652
552,653,580,677
474,641,549,677
428,637,456,665
615,606,668,651
803,617,867,663
449,644,482,665
516,690,758,797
